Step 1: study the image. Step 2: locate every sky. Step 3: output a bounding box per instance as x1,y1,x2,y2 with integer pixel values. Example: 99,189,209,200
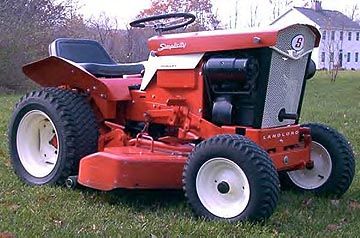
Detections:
77,0,360,29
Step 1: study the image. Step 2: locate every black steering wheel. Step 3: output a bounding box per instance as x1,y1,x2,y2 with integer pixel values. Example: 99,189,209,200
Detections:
130,13,196,33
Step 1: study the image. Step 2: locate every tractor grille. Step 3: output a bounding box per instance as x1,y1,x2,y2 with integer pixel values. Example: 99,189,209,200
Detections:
261,25,316,128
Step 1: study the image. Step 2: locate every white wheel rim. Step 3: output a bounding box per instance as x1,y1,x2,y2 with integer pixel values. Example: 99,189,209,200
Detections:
196,158,250,219
287,141,332,189
16,110,59,178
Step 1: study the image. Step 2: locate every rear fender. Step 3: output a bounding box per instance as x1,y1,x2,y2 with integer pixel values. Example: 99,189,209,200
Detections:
22,56,140,101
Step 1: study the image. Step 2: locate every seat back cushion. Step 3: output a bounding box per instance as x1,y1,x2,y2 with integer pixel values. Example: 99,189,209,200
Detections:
50,39,115,64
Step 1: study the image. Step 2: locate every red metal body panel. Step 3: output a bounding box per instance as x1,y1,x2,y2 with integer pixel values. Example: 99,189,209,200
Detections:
157,70,197,88
125,66,204,121
270,146,311,171
148,24,320,56
78,147,187,191
98,78,141,100
22,56,140,101
77,137,311,190
246,125,312,171
149,30,276,56
78,123,312,191
246,125,301,149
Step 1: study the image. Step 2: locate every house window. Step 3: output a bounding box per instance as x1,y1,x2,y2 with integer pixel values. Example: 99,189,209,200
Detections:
321,52,325,62
356,52,359,62
340,31,343,40
322,31,326,40
356,32,360,41
339,50,343,65
348,32,352,41
347,52,351,62
331,31,335,40
330,52,334,62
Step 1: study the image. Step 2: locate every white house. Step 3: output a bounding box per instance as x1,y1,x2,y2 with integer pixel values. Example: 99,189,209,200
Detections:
271,0,360,70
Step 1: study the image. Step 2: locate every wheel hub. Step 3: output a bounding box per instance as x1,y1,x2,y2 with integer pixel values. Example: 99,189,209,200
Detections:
196,158,250,219
287,141,332,189
16,110,59,178
217,181,230,194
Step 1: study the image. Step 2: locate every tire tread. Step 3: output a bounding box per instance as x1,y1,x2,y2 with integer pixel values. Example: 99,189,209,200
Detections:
9,87,98,185
183,134,280,222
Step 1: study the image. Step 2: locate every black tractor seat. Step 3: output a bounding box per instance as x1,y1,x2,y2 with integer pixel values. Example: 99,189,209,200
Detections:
49,38,144,78
78,63,144,78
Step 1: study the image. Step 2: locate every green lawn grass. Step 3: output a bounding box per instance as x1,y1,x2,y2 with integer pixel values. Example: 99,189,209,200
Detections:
0,71,359,237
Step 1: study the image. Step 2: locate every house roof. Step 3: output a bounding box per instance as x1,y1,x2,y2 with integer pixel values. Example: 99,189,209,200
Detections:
294,7,360,30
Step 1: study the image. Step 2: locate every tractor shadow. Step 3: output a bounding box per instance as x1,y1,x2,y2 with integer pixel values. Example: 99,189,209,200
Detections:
78,186,186,211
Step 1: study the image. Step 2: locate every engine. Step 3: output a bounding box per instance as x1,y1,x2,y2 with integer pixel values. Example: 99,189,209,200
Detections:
203,46,316,129
203,55,259,126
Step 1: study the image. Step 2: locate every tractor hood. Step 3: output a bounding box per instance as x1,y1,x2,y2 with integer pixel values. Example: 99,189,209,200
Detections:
148,24,320,56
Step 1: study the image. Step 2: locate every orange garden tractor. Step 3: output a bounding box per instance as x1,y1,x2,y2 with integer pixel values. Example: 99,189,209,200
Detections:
9,13,355,222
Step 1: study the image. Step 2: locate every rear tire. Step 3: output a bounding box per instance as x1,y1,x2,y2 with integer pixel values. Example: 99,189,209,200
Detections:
183,135,279,222
8,88,98,186
280,123,355,197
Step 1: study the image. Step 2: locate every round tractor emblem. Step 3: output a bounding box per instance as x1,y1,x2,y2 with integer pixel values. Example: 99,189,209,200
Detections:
291,34,305,51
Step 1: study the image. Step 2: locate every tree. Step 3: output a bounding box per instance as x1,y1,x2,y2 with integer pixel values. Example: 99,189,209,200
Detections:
0,0,88,91
0,0,223,91
322,24,344,82
268,0,293,20
87,13,119,46
115,0,222,63
345,4,359,21
248,4,260,28
228,0,240,29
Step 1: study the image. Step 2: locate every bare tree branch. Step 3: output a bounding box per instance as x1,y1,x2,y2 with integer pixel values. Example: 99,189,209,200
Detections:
349,4,359,20
268,0,293,20
248,4,260,28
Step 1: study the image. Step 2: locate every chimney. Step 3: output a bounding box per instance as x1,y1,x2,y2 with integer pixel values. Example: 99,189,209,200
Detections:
311,0,322,11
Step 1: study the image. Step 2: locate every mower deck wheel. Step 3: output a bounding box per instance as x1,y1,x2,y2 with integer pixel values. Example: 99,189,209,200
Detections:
183,134,280,222
65,176,78,189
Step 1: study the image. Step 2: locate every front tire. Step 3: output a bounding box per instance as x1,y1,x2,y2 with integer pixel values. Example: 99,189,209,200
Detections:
8,88,98,186
280,123,355,197
183,135,279,222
